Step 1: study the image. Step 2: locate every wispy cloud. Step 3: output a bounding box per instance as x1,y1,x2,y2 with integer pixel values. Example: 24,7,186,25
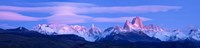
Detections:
0,2,182,24
0,24,16,29
47,15,92,24
42,2,96,7
0,5,181,14
0,11,42,21
93,17,152,22
76,5,181,14
0,6,53,12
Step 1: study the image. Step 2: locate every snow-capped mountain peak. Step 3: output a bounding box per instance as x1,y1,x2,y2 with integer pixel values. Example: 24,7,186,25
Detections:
123,20,133,31
34,24,103,42
33,16,200,42
122,16,164,32
131,16,144,29
89,24,101,33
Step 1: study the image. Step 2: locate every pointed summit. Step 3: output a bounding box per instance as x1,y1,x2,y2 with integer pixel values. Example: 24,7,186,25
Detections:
88,24,102,40
17,27,29,31
123,20,133,31
7,27,29,31
92,24,95,28
132,16,144,29
89,24,101,33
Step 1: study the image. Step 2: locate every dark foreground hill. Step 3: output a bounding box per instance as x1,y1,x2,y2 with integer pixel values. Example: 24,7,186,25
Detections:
0,27,199,48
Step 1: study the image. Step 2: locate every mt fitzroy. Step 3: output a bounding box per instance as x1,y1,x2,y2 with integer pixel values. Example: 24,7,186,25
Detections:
34,16,200,42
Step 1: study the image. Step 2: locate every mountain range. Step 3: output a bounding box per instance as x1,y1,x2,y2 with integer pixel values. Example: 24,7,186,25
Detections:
34,16,200,42
0,27,199,48
0,16,200,48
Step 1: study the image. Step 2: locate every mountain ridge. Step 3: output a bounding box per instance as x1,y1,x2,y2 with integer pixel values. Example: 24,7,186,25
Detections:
33,16,200,42
0,27,200,48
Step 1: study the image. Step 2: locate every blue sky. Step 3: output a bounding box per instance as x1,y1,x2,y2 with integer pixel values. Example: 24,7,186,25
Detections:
0,0,199,29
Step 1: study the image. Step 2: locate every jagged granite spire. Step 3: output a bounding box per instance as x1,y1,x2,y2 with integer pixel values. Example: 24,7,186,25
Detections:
123,20,133,31
132,16,144,29
123,16,144,30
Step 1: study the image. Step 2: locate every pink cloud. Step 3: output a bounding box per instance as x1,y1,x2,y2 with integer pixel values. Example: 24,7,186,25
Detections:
0,5,181,14
47,6,152,24
46,4,177,24
42,2,95,7
93,16,151,22
76,5,181,14
0,2,182,24
0,11,42,21
47,15,92,24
